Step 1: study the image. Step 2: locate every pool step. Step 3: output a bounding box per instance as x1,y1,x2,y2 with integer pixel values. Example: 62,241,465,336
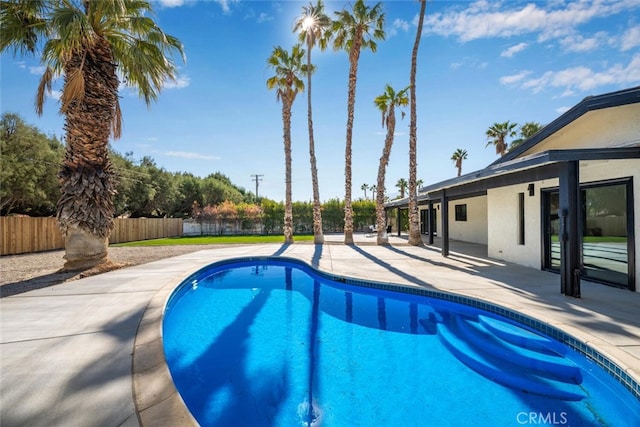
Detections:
438,315,586,401
478,315,565,354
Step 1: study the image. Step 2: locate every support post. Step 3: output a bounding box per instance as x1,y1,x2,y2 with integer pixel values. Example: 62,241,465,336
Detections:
558,161,581,297
441,191,449,257
428,200,434,245
396,208,401,236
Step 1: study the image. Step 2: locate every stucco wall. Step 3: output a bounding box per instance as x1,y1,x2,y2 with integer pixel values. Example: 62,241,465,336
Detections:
448,196,488,244
522,104,640,155
487,184,542,268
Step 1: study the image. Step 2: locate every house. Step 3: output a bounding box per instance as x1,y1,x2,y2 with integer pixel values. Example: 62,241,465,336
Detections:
386,86,640,295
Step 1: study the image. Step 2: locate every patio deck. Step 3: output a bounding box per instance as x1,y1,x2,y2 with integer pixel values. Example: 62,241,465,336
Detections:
1,234,639,426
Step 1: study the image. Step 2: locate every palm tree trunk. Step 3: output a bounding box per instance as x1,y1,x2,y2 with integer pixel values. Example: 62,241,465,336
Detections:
376,109,395,245
344,37,362,244
283,100,294,243
307,49,324,244
408,0,426,246
57,38,118,271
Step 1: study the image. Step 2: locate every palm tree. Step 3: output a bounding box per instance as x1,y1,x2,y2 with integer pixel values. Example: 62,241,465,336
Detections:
330,0,385,244
396,178,408,198
294,0,331,245
408,0,426,246
370,184,377,198
361,183,369,199
1,0,184,271
266,45,306,244
374,85,408,245
510,121,543,149
486,121,518,156
451,148,468,177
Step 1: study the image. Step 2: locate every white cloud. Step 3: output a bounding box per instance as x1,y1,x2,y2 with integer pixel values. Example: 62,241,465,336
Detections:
163,75,190,89
29,65,46,75
502,53,640,94
215,0,239,14
424,0,640,43
500,42,528,58
499,70,532,85
48,89,62,101
621,26,640,51
157,0,185,7
559,31,609,53
164,151,220,160
257,12,273,23
388,18,410,37
555,106,571,114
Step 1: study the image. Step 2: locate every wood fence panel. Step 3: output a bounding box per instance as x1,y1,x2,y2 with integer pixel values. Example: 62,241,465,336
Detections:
1,217,183,255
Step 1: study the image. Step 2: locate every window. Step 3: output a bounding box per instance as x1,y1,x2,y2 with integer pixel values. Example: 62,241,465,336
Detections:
454,204,467,221
518,192,525,245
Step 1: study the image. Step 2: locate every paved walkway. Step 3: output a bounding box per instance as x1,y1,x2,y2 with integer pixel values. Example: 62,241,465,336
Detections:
1,234,639,426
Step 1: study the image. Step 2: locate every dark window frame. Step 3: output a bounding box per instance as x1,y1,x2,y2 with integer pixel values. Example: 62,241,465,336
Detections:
454,204,467,222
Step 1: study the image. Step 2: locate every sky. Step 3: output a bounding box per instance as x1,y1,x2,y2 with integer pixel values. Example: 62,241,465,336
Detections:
1,0,639,203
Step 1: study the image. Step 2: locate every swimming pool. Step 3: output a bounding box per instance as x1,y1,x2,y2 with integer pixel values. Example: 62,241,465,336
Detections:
163,258,640,426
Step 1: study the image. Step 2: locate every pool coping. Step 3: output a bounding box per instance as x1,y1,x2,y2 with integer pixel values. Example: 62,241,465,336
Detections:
132,254,640,425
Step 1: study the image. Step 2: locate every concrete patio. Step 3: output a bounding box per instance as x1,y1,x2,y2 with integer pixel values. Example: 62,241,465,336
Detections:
1,233,639,426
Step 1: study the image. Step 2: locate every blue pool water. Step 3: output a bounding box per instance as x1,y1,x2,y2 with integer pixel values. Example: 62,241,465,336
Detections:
163,258,640,426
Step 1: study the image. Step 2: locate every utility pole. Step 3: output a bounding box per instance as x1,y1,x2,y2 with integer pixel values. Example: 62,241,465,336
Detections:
251,174,263,200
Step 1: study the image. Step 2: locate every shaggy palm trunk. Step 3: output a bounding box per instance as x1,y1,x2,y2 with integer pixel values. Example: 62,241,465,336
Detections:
343,36,362,245
456,159,462,176
57,38,118,271
282,100,294,243
376,109,396,245
408,0,426,246
306,49,324,244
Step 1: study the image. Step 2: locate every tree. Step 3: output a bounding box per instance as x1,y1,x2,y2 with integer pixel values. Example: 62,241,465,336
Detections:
0,113,63,216
330,0,385,244
294,0,331,245
408,0,426,246
510,121,543,149
266,45,306,243
360,183,369,199
1,0,185,270
451,148,468,177
486,121,517,156
374,85,409,245
395,178,408,198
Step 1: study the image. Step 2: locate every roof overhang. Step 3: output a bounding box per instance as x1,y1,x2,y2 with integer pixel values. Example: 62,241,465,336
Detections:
385,147,640,208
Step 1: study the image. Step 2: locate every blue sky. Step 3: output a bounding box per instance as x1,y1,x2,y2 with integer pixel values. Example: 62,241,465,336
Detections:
1,0,639,203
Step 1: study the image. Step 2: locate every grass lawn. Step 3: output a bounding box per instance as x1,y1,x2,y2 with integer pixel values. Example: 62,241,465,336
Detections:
112,235,314,246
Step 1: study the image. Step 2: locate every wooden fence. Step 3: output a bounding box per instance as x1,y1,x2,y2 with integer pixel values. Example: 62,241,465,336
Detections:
1,217,183,256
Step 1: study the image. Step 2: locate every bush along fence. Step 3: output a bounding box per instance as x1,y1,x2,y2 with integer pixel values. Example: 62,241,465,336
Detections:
1,217,183,256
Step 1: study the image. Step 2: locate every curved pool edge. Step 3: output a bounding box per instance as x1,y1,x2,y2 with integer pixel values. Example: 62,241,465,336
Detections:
133,255,640,426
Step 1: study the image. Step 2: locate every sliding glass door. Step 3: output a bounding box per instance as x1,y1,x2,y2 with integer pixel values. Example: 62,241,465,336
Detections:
542,179,633,289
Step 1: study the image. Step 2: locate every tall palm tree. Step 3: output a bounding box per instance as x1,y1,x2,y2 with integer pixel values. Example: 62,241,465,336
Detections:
408,0,426,246
266,45,306,244
1,0,184,271
396,178,408,198
374,85,408,245
486,121,518,156
510,121,543,149
294,0,331,245
361,183,369,199
330,0,385,244
451,148,468,177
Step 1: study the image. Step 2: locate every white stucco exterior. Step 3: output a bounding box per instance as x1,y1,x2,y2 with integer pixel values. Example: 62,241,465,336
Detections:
487,184,542,268
448,196,488,245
